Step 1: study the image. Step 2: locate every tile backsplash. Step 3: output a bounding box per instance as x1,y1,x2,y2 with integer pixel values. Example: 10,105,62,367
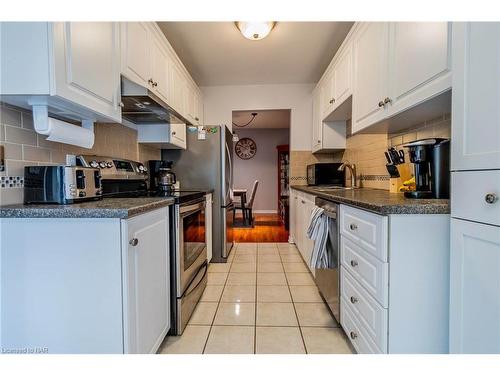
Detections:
290,114,451,190
0,103,161,205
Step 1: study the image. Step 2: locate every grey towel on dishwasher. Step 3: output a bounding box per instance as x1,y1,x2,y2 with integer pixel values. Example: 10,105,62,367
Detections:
307,206,332,269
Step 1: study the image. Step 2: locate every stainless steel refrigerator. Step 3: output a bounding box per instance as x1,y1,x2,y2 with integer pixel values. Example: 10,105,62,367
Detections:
162,125,234,262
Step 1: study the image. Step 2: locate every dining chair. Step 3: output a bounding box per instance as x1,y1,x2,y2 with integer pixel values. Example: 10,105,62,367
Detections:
234,180,259,226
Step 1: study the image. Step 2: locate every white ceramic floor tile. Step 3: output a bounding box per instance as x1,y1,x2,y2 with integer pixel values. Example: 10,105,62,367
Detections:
255,327,306,354
233,254,257,263
236,243,258,250
204,326,254,354
221,285,256,302
230,262,257,273
207,272,228,285
258,254,282,263
213,302,256,326
295,303,338,327
256,302,298,326
257,243,278,249
200,285,224,302
257,262,284,273
160,325,211,354
226,272,256,286
283,262,309,273
257,285,292,303
301,327,354,354
289,285,324,303
257,272,287,286
277,243,298,250
285,272,316,286
208,263,232,273
257,248,280,256
280,254,305,263
189,302,218,325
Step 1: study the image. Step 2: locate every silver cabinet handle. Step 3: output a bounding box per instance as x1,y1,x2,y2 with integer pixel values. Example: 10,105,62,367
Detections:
350,296,358,304
485,193,498,204
350,259,358,267
384,97,392,104
153,82,158,87
329,98,335,104
378,100,385,108
172,131,176,136
195,117,199,121
349,223,358,230
129,238,139,246
301,200,306,204
350,331,358,339
148,78,154,85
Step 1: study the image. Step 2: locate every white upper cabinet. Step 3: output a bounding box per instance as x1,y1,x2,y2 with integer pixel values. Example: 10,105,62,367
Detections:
321,69,335,118
350,22,451,134
352,22,390,133
387,22,451,117
120,22,151,87
170,62,186,116
333,43,353,109
451,22,500,171
150,34,171,103
184,82,203,125
312,88,322,152
1,22,121,122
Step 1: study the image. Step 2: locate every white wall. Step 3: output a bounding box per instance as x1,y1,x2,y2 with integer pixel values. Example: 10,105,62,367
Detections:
201,84,314,151
233,129,289,213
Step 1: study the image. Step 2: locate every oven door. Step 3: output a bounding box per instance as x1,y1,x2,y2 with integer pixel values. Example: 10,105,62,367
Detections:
177,198,207,296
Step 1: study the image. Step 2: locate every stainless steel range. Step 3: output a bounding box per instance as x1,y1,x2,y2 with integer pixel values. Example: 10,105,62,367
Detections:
77,155,208,336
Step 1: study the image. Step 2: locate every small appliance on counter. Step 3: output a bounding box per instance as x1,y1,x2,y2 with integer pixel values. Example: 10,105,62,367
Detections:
402,138,450,199
77,155,149,197
307,163,346,186
24,165,102,204
148,160,177,195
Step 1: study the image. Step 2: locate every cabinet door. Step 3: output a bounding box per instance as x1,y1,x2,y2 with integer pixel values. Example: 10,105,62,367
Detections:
450,218,500,354
123,208,170,354
352,22,389,133
170,122,187,149
312,89,322,152
451,22,500,171
53,22,121,122
150,34,170,103
333,43,353,107
121,22,151,87
170,62,186,115
388,22,451,117
321,69,335,118
290,191,298,244
197,91,204,124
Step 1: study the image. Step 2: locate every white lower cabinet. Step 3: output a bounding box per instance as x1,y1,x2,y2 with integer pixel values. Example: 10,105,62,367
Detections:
291,189,315,274
0,207,171,354
449,218,500,354
339,205,450,354
122,208,170,354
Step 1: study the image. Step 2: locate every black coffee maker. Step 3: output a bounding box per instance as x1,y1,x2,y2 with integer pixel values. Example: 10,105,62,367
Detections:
148,160,177,195
402,138,450,199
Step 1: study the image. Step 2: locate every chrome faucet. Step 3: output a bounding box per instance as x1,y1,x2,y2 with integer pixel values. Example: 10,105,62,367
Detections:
338,162,357,188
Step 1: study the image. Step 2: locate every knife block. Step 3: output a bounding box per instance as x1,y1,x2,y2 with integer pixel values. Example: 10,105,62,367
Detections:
389,177,402,193
389,164,413,193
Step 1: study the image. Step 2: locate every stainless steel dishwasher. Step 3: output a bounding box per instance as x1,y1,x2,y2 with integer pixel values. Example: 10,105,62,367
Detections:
314,197,341,323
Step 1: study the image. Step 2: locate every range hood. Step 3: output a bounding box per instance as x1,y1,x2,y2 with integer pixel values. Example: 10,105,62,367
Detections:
121,78,189,125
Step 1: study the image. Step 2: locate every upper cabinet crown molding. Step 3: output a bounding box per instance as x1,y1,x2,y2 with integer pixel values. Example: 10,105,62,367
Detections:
0,22,122,123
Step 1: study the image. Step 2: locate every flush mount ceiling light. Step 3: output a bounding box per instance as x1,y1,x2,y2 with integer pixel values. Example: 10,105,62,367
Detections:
235,22,276,41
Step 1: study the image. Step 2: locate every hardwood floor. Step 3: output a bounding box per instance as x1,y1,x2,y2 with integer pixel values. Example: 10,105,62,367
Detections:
233,213,289,243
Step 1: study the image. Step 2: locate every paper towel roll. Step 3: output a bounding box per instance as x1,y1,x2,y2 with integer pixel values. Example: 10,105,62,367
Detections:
45,118,95,149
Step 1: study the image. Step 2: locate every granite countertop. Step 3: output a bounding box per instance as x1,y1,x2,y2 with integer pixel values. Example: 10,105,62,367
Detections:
291,185,450,215
0,197,175,219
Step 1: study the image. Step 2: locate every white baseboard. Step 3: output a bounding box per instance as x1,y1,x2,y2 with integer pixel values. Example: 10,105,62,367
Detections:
253,210,278,214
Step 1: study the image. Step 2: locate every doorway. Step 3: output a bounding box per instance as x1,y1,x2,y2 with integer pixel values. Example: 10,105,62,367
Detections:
231,109,291,242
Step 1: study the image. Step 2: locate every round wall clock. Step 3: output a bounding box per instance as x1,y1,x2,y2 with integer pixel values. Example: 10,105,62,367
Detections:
235,137,257,160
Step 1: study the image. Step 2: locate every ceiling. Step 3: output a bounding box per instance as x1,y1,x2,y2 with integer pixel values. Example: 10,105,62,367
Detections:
232,109,290,129
157,22,354,86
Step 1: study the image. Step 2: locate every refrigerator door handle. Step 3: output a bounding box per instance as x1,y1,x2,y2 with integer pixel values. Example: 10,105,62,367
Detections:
225,141,233,203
